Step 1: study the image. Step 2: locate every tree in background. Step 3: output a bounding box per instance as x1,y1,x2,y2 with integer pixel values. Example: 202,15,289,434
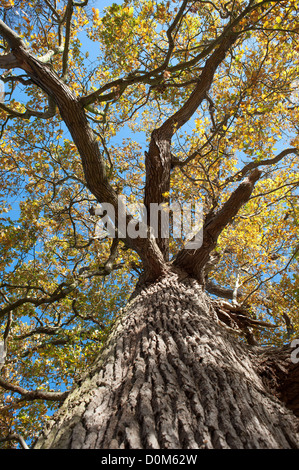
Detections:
0,0,299,449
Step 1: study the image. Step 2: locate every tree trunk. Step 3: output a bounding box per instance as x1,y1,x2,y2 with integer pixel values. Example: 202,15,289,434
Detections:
34,273,299,449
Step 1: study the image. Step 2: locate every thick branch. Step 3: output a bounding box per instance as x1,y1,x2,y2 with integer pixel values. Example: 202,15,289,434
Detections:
173,169,261,282
223,148,299,186
0,376,68,402
144,32,238,259
158,33,238,140
0,21,118,217
0,20,169,281
0,95,56,119
62,0,74,79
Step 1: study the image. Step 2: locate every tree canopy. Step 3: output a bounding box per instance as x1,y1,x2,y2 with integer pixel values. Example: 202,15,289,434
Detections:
0,0,298,448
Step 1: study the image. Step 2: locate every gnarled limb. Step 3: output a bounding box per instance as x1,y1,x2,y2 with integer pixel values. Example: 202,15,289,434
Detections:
61,0,74,80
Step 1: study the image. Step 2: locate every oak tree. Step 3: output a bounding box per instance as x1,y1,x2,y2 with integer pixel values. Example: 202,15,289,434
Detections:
0,0,299,449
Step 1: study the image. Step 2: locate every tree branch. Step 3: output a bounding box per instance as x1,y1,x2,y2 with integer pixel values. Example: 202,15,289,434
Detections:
37,46,64,64
143,32,238,259
0,376,68,402
0,52,20,69
73,0,89,6
0,19,170,282
211,298,277,346
0,260,126,320
78,0,260,109
0,281,78,320
205,279,241,300
0,312,11,369
258,341,299,417
0,20,25,49
0,95,56,120
158,33,238,140
160,0,189,71
62,0,74,79
222,148,299,186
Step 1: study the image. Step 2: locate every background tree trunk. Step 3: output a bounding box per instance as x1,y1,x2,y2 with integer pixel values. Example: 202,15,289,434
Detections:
34,273,299,449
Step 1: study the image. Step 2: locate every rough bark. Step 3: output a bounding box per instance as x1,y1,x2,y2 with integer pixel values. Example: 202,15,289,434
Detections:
34,274,299,449
258,345,299,419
